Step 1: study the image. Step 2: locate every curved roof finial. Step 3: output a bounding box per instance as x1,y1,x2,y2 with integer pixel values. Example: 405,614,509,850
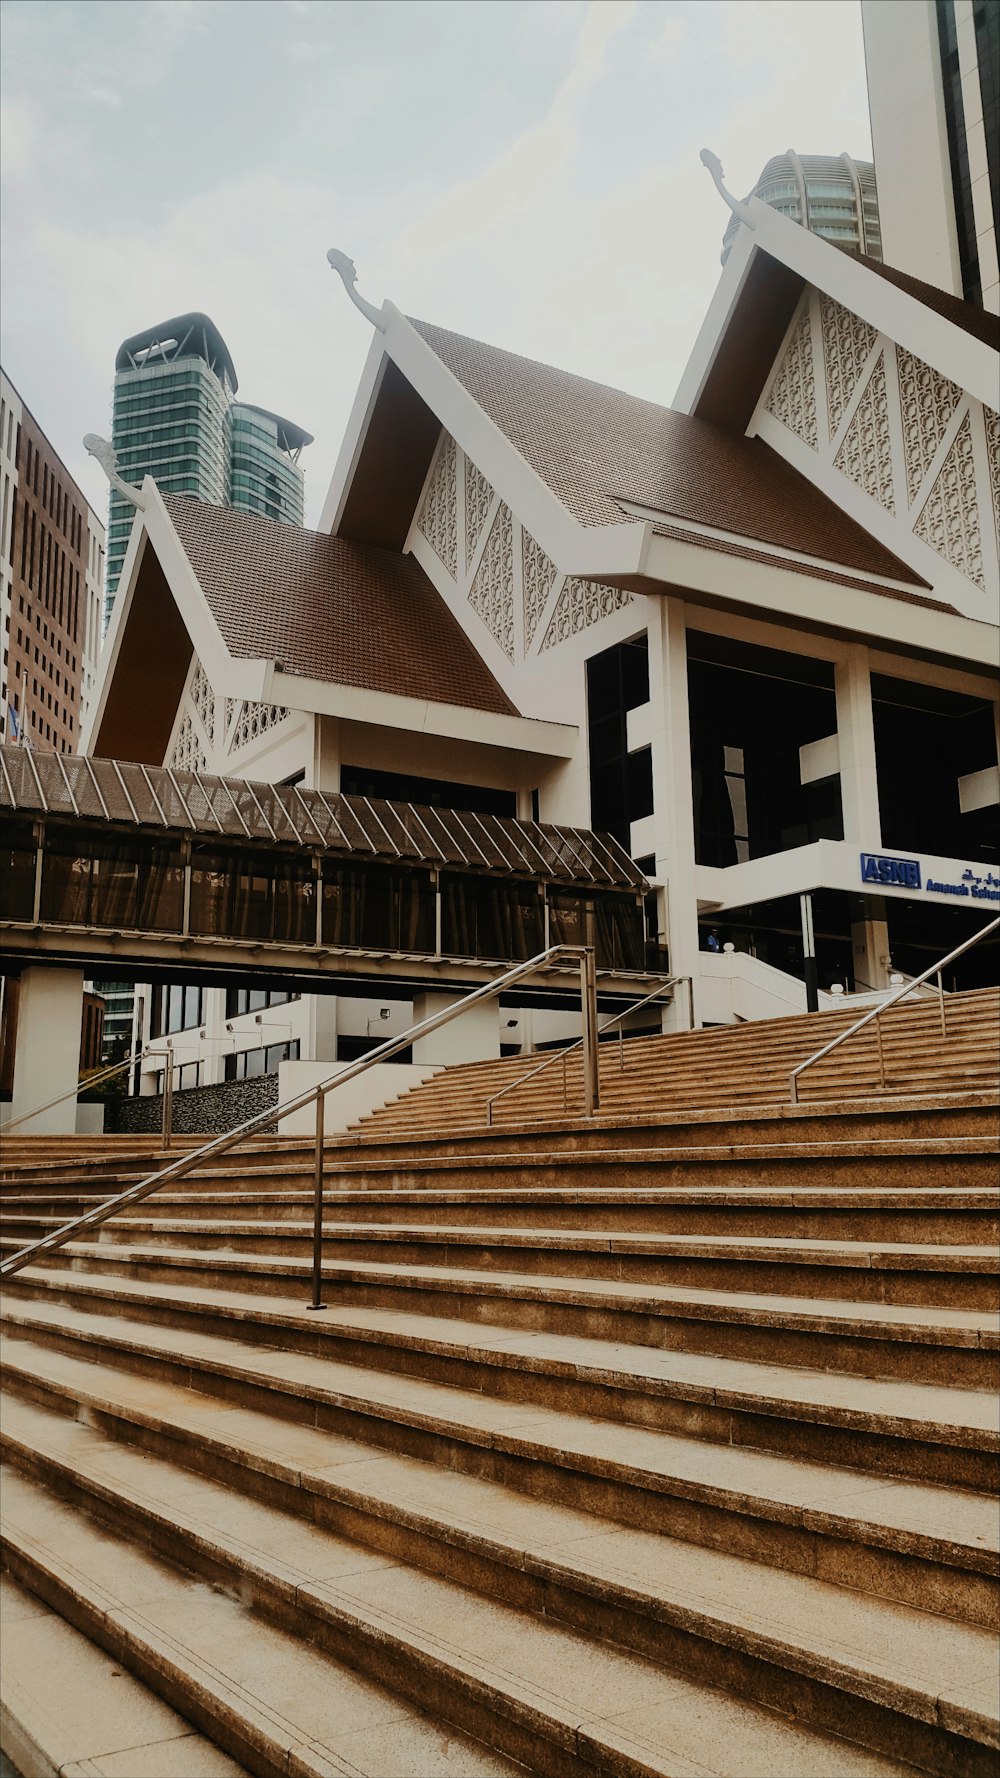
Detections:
327,249,387,332
700,149,756,228
83,434,145,508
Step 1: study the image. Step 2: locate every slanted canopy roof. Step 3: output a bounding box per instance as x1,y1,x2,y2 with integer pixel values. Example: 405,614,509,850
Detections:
1,746,645,889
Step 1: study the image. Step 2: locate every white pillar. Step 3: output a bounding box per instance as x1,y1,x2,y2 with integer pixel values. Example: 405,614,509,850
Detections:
648,598,702,1026
835,645,882,849
411,990,500,1065
11,967,85,1134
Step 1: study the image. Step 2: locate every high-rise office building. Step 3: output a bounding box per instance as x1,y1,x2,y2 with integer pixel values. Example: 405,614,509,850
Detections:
862,0,999,312
0,366,105,750
721,152,881,263
104,313,311,624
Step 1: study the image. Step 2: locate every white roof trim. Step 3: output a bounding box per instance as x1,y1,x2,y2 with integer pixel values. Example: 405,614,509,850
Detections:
640,526,999,670
263,664,577,757
675,198,997,416
81,480,267,756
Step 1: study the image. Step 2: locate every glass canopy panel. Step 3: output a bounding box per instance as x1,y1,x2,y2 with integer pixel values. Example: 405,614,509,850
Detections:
362,797,424,860
252,783,306,844
324,795,379,855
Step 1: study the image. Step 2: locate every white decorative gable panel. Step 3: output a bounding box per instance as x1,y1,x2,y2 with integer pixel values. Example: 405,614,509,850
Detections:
522,530,559,649
416,433,458,578
896,347,963,508
765,306,817,449
820,295,876,438
410,435,637,670
540,576,632,651
226,697,290,754
757,286,1000,611
190,659,215,743
469,502,515,658
834,351,895,513
912,412,985,590
465,459,495,569
171,708,207,774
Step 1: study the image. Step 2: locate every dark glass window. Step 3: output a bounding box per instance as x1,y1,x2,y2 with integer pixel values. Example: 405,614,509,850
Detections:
340,764,516,819
151,983,207,1037
440,873,544,961
586,635,651,851
189,845,314,944
40,830,183,931
224,987,298,1018
224,1039,300,1080
937,0,983,303
687,633,841,866
1,819,36,921
873,674,998,862
322,863,435,954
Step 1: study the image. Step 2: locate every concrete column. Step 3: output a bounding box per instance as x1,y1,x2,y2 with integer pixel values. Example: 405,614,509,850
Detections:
10,967,85,1133
647,598,702,1026
852,904,892,991
310,992,339,1064
312,714,341,793
835,645,882,850
411,991,500,1065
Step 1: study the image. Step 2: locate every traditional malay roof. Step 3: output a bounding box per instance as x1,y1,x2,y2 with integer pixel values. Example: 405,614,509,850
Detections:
162,496,517,717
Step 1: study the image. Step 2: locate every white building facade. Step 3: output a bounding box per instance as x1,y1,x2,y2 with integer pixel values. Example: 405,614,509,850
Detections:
863,0,999,313
83,199,1000,1106
0,370,22,743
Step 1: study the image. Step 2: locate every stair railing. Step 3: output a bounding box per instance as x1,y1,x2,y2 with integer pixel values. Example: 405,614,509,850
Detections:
2,1041,179,1147
789,916,999,1104
0,945,600,1308
486,975,692,1126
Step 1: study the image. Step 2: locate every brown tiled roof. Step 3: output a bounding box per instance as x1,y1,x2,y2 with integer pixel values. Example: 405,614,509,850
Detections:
844,252,1000,351
409,320,925,585
162,497,517,717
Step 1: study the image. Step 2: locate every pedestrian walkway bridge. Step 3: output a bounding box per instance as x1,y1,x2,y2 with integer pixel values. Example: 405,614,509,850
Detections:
0,745,652,995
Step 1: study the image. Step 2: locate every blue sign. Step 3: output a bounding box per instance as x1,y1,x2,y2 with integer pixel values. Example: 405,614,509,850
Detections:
860,853,921,889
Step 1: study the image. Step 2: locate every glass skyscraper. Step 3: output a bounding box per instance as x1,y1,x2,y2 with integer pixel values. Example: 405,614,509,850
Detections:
96,315,311,1060
721,153,882,265
104,313,311,626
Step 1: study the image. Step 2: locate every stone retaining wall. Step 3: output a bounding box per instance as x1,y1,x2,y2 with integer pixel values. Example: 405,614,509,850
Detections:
107,1073,280,1136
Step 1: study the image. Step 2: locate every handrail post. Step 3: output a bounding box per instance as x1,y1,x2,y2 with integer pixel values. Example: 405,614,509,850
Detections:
308,1088,326,1312
938,970,946,1039
161,1052,173,1150
875,1014,885,1091
580,948,600,1116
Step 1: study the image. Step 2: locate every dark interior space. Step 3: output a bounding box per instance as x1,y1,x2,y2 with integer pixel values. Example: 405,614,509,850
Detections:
688,633,843,867
872,673,998,864
587,633,652,851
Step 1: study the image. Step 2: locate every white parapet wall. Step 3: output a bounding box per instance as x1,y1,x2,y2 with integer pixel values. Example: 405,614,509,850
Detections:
276,1060,443,1136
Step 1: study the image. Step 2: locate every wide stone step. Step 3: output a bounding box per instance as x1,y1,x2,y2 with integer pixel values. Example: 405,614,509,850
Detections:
3,1319,996,1624
7,1212,994,1310
0,1465,524,1778
4,1270,996,1492
3,1181,997,1243
0,1570,250,1778
4,1393,994,1778
6,1238,995,1387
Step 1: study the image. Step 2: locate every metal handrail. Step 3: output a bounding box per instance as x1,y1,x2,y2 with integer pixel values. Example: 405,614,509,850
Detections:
3,1041,158,1136
789,916,999,1103
0,945,600,1306
486,975,691,1126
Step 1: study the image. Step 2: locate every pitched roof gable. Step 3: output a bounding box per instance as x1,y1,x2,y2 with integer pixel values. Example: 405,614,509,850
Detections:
408,318,923,586
162,496,517,717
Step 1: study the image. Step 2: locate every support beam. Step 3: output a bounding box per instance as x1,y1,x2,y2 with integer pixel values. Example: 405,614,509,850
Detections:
10,967,85,1134
835,645,882,850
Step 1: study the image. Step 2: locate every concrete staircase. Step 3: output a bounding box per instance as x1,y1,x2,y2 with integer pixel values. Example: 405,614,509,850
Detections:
1,993,998,1777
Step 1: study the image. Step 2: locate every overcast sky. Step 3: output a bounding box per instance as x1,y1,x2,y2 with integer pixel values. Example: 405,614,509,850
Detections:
0,0,873,528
